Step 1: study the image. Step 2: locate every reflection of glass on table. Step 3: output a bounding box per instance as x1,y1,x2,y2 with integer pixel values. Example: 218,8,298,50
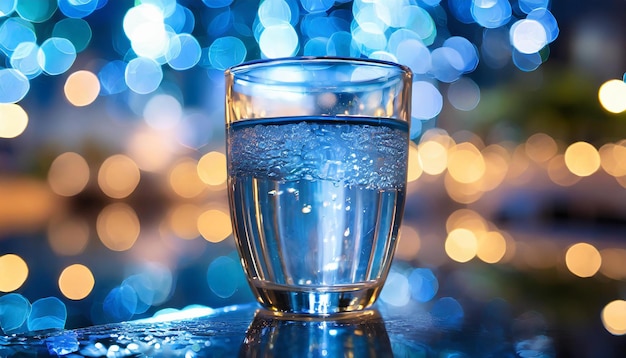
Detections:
240,309,392,357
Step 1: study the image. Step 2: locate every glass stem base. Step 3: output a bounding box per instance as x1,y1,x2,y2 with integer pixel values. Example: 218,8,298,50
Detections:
249,281,383,316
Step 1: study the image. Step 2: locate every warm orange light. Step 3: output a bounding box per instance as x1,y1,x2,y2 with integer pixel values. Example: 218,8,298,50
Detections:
48,152,90,197
197,151,227,186
98,154,141,199
96,203,140,251
507,144,531,180
0,103,28,138
0,254,28,292
58,264,95,300
525,133,558,163
169,158,207,198
198,209,232,243
599,248,626,280
599,143,626,177
126,127,174,172
598,79,626,114
602,300,626,335
395,225,420,260
64,70,100,107
479,145,509,191
444,172,484,204
564,141,600,177
547,154,581,187
446,209,487,233
445,228,478,263
418,140,448,175
0,178,57,232
168,203,202,240
447,142,485,184
476,231,507,264
407,143,422,182
48,217,90,256
565,242,601,278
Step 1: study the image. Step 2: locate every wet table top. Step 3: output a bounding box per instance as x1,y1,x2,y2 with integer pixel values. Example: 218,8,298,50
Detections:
0,295,614,357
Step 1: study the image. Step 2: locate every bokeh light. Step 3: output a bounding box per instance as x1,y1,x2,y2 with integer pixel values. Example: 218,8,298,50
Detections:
0,103,28,138
143,94,182,130
126,126,175,172
10,42,41,79
96,203,141,251
27,297,66,332
564,141,600,177
207,256,243,298
447,77,480,111
47,152,90,197
446,208,487,233
479,145,509,191
395,225,420,260
97,154,141,199
47,217,90,256
565,242,601,278
58,264,95,300
98,60,128,95
38,37,77,75
198,209,232,243
547,154,581,187
167,33,202,70
431,296,464,328
380,271,411,307
447,142,485,184
602,300,626,336
169,158,207,198
408,268,438,302
16,0,57,23
510,19,547,54
445,228,478,263
471,0,511,29
599,143,626,177
0,293,31,334
599,248,626,280
476,231,507,264
259,22,299,58
0,0,17,17
0,254,28,292
598,79,626,114
0,17,36,55
0,68,29,103
168,203,201,240
125,57,163,94
208,36,247,70
412,81,443,119
418,139,448,175
52,18,92,52
525,132,558,163
58,0,99,19
197,151,227,186
64,70,101,107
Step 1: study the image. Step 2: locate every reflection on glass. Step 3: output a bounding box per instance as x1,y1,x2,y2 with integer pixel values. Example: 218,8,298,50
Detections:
240,309,392,357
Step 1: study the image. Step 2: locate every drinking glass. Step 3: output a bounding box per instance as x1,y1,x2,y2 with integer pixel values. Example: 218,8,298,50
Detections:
225,57,412,315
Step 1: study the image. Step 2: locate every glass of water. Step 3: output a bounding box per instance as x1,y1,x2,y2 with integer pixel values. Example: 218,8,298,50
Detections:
225,57,412,315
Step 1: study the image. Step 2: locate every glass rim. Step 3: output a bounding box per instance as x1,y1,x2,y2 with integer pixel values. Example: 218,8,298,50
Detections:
225,56,412,86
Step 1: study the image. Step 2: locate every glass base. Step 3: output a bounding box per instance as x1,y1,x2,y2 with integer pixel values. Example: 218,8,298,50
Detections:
249,281,382,316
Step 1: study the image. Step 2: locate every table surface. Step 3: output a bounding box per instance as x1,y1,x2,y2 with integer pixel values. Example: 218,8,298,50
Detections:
1,290,623,358
0,302,550,358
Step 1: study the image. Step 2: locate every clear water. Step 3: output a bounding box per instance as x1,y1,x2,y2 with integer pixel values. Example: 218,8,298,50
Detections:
227,116,408,313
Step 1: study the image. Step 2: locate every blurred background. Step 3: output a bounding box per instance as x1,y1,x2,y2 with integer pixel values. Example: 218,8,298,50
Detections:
1,0,626,352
